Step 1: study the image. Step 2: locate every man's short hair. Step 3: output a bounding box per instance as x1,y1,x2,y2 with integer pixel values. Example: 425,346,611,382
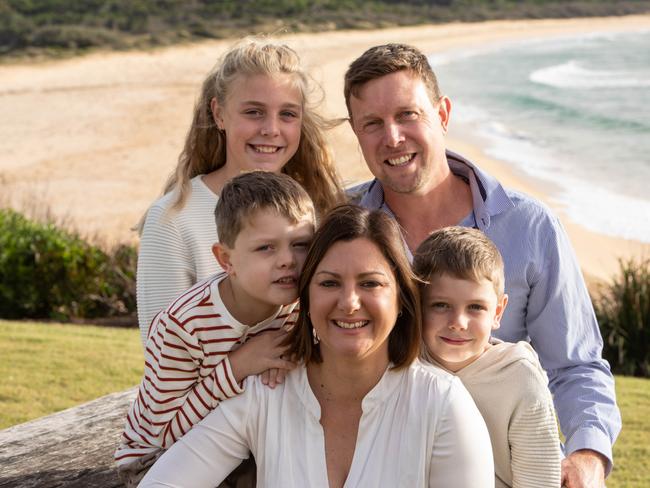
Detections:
215,171,315,248
344,43,442,117
412,226,505,297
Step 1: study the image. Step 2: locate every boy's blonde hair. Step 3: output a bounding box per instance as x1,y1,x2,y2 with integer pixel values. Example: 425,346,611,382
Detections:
164,37,342,217
215,171,315,248
413,226,505,297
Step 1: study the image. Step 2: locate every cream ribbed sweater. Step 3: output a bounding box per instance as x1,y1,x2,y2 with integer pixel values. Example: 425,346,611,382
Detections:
136,175,221,346
429,340,562,488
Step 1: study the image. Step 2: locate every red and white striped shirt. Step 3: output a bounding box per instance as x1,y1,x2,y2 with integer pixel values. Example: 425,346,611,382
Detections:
114,272,298,466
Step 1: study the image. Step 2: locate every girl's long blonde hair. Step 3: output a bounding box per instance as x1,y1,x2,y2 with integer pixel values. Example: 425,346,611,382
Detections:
163,37,343,216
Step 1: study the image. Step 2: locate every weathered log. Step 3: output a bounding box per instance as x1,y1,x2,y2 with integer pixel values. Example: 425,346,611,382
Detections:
0,388,137,488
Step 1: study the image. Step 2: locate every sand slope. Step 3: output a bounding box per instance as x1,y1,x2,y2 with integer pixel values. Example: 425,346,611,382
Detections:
1,15,648,281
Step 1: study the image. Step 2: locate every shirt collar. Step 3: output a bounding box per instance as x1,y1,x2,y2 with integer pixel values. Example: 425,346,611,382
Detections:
359,149,514,232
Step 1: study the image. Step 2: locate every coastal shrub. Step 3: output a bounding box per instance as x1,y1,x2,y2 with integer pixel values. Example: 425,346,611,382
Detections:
29,25,126,50
4,0,650,57
593,258,650,378
0,208,136,321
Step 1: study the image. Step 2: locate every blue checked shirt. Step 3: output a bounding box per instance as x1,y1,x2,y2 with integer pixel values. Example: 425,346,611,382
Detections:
352,149,621,472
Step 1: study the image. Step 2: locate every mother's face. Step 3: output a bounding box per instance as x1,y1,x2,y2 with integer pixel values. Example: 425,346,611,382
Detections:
308,237,400,364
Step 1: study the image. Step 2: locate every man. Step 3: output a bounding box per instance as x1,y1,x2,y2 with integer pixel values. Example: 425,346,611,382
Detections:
345,43,620,488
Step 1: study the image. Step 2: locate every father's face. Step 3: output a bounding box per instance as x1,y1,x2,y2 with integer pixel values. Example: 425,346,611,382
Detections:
349,70,450,196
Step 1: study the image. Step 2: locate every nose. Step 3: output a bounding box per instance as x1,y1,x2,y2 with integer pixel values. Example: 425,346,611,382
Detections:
448,310,468,331
261,115,280,137
337,284,361,315
277,246,297,269
383,121,404,148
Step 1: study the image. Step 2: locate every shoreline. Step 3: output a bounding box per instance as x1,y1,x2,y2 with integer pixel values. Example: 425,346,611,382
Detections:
1,15,648,282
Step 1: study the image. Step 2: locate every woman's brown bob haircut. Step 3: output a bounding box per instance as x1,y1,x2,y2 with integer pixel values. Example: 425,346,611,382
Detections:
286,204,421,369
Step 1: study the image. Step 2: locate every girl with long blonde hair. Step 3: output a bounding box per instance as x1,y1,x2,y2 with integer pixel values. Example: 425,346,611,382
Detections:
137,38,343,345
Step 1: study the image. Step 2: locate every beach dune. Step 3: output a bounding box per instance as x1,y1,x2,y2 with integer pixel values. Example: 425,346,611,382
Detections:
1,15,648,282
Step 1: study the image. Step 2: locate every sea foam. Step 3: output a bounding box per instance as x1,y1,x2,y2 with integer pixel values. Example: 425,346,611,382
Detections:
530,60,650,89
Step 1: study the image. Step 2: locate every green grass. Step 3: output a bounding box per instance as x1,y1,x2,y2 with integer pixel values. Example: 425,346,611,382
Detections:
609,375,650,487
0,320,647,486
0,319,143,429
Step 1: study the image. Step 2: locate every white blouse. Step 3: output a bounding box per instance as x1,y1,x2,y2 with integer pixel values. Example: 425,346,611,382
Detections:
140,360,494,488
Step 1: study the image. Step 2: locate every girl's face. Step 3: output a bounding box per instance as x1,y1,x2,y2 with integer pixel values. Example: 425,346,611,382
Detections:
308,237,400,366
212,73,303,175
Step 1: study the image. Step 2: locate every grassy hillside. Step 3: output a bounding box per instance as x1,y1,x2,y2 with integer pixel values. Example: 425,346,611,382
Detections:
0,319,142,428
0,319,648,485
2,0,650,59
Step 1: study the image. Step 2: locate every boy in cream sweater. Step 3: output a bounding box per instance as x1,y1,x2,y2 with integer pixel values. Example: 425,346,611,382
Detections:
414,226,562,488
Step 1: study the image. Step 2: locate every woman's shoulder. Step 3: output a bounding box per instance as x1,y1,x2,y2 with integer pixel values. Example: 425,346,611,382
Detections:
241,367,303,401
404,360,466,399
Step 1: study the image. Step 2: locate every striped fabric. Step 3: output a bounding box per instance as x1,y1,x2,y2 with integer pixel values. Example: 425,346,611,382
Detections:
136,175,222,347
115,273,298,467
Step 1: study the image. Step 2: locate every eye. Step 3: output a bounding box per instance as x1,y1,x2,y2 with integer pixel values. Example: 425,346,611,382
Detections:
468,303,487,312
255,244,273,252
244,108,263,117
293,241,311,250
360,280,382,288
317,279,339,288
362,119,381,133
280,110,300,120
399,110,419,120
431,302,449,310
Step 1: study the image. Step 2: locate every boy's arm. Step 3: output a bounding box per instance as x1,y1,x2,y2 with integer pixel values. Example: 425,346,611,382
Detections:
140,376,259,488
121,313,294,455
509,398,562,487
120,311,247,456
229,329,294,383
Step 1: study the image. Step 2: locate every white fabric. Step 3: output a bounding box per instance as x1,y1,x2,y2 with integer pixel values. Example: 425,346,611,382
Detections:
137,175,221,345
140,360,494,488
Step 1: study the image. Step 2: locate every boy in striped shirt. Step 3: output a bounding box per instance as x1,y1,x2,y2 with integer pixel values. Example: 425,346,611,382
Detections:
115,171,316,485
414,227,562,488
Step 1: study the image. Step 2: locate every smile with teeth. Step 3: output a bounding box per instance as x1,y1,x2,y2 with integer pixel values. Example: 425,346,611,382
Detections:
274,276,296,284
386,153,415,166
251,144,281,153
333,320,368,329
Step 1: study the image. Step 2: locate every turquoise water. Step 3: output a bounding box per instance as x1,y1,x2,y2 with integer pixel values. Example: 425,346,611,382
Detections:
431,30,650,242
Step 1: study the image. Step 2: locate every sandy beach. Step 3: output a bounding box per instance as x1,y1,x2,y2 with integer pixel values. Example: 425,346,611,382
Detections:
1,15,648,282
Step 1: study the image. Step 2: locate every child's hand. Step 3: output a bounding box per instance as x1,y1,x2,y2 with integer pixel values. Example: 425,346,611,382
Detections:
229,329,294,383
260,361,297,389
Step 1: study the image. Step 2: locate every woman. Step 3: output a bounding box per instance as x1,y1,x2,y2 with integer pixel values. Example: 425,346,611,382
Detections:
140,205,494,487
136,38,343,345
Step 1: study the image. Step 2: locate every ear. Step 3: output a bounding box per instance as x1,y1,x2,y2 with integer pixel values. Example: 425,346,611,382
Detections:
492,293,508,331
212,242,234,275
438,96,452,133
210,97,224,130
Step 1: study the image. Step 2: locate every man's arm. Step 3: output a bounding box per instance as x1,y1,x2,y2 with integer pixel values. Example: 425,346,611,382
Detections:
562,450,607,488
524,214,621,477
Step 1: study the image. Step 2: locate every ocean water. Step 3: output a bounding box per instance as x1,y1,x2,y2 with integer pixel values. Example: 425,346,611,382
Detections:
431,30,650,243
